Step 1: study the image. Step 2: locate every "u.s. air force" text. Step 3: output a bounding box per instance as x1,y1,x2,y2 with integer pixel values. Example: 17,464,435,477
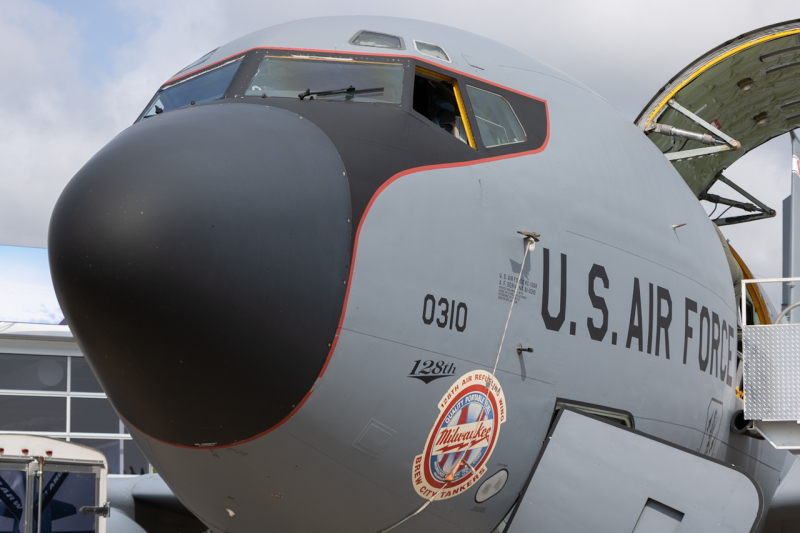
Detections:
540,248,736,387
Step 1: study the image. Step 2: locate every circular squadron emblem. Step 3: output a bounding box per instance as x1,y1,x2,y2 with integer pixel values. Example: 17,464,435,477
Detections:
412,370,506,500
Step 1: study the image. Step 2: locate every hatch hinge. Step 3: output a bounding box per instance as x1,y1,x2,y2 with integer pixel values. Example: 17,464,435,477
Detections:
647,99,741,161
699,173,776,226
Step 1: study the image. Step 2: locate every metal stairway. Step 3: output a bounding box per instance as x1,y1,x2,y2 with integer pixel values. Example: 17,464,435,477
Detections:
742,277,800,453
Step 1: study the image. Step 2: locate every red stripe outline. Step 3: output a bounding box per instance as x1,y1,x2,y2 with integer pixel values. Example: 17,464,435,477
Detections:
139,50,550,450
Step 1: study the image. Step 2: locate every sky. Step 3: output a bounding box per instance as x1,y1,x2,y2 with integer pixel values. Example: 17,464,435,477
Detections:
0,245,64,324
1,0,798,319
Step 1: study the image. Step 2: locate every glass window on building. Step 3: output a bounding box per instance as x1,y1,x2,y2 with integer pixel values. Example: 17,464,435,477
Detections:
71,439,117,476
70,357,104,393
121,438,151,475
0,352,151,476
0,396,66,432
0,354,66,391
72,398,120,434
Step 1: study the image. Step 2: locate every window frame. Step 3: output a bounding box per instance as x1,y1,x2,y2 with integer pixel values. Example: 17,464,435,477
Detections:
465,85,528,149
348,30,405,50
413,66,477,149
136,55,245,123
413,40,451,63
241,54,406,104
232,50,410,109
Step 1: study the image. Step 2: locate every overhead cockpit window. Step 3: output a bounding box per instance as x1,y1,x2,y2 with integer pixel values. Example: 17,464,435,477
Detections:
141,59,241,120
413,67,476,148
414,41,450,62
172,48,218,78
466,86,526,148
244,56,403,104
349,30,405,50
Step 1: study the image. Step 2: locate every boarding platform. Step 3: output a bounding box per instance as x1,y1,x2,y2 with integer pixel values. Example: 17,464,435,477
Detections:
742,277,800,453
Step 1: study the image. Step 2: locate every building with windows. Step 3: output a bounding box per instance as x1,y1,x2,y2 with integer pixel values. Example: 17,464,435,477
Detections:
0,321,150,475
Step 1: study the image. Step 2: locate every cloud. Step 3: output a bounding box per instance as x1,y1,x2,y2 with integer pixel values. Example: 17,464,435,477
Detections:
0,2,88,247
0,0,228,248
2,0,798,311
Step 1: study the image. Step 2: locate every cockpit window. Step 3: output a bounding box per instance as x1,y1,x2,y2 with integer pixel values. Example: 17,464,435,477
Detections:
349,30,404,50
466,86,526,148
414,41,450,63
244,56,404,104
413,67,476,148
141,59,241,120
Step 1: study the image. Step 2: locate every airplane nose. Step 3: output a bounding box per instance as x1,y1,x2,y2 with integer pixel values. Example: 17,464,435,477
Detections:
48,104,351,447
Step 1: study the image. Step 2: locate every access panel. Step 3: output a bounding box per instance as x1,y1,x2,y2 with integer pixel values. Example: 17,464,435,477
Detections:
507,409,762,533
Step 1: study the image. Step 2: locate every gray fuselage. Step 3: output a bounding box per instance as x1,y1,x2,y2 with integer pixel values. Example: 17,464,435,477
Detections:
48,16,790,533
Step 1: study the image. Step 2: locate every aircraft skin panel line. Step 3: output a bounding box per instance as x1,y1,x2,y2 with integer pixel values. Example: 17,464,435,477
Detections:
46,15,796,533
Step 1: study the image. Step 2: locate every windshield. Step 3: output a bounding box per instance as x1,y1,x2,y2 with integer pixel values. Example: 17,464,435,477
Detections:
244,56,403,104
141,60,241,119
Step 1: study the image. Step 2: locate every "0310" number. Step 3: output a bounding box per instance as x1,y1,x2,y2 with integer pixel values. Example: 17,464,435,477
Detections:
422,294,467,332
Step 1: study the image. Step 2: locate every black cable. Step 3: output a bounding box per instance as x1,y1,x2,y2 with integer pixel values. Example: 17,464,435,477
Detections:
662,135,676,154
715,206,733,220
708,202,718,218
